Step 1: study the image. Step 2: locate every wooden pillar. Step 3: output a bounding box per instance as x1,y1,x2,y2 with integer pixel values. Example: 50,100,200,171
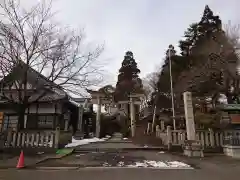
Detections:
96,97,101,138
130,97,136,137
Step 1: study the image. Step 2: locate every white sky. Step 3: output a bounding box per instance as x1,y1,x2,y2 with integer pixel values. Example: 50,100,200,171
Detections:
18,0,240,88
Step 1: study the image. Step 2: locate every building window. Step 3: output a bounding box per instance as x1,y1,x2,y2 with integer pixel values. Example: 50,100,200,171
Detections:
38,115,54,129
2,115,18,131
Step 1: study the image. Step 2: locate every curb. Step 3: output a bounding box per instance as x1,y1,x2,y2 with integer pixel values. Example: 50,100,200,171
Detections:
35,166,79,170
101,141,133,143
35,149,75,166
75,147,166,153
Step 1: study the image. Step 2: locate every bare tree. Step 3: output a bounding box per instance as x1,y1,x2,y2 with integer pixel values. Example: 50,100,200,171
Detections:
0,0,104,129
142,71,160,100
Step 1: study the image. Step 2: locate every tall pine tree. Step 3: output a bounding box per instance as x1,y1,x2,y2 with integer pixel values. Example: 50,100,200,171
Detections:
179,5,222,56
114,51,143,101
179,23,198,56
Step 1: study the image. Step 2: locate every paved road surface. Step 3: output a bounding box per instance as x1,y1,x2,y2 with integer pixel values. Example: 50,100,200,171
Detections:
36,150,190,168
0,168,239,180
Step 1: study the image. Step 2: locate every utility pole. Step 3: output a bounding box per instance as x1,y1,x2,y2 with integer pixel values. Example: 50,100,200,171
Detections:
168,45,176,130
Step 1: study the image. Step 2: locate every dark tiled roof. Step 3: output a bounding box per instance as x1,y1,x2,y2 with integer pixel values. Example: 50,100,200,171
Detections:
0,61,68,103
2,89,67,103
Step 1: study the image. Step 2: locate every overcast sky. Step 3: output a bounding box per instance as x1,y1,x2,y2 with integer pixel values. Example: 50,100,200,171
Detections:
29,0,240,86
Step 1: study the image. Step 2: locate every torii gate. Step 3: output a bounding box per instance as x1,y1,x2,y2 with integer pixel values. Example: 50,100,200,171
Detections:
87,88,144,138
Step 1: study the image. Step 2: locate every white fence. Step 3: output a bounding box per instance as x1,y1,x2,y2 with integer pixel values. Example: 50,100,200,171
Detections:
3,130,60,149
156,125,240,148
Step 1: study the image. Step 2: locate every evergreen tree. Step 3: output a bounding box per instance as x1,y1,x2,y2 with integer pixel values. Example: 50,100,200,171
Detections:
114,51,142,101
191,5,222,53
179,5,222,56
197,5,222,35
179,23,198,56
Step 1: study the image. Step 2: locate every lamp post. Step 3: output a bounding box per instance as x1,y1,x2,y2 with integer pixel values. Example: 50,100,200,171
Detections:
168,44,176,130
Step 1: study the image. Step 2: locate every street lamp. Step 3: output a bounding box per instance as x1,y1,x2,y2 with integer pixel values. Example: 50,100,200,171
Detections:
168,44,176,130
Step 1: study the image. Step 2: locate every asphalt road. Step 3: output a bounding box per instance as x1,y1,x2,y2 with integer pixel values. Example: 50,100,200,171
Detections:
0,168,239,180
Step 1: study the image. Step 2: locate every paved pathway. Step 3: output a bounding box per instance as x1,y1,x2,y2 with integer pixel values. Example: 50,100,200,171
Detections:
74,135,164,152
0,167,240,180
35,150,187,168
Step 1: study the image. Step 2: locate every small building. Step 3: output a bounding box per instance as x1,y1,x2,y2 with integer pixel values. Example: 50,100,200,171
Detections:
0,62,86,134
218,104,240,129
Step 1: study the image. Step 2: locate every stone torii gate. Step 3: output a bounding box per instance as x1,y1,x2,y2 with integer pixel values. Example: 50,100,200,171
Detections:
87,87,144,138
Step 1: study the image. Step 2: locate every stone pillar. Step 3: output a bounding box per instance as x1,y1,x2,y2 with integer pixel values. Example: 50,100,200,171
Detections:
96,97,101,138
167,126,172,150
147,122,151,134
130,97,136,137
64,119,68,131
24,115,28,129
183,92,196,140
54,127,60,149
151,105,157,132
160,120,165,131
209,128,215,147
78,106,84,132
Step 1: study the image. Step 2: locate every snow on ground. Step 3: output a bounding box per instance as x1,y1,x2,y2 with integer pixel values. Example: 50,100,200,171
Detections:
126,160,192,169
101,160,193,169
65,136,110,148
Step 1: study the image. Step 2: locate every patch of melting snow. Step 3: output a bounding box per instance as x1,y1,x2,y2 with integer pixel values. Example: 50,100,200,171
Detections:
126,160,192,169
37,152,44,155
166,161,191,168
145,160,169,168
65,137,110,148
103,162,111,167
117,161,125,167
158,151,165,154
75,154,85,157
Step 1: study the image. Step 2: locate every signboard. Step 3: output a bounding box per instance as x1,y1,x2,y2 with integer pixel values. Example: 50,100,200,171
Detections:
230,114,240,124
0,112,3,120
0,112,4,131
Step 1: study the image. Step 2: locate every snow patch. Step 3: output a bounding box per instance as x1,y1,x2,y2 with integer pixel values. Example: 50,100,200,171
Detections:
65,137,110,148
75,154,85,157
127,160,192,169
103,162,111,167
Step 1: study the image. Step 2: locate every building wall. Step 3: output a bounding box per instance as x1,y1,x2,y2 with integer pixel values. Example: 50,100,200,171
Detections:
0,102,63,114
27,103,62,114
0,102,66,131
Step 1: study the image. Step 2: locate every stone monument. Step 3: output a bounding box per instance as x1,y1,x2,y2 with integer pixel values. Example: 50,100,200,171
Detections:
183,91,204,157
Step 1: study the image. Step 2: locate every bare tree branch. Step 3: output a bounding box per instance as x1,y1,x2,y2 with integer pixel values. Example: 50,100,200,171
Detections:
0,0,105,128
